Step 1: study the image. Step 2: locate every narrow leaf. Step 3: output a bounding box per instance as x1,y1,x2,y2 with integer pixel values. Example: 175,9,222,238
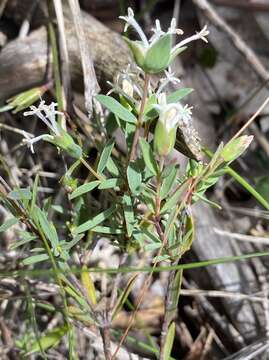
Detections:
97,139,115,174
96,95,137,123
167,88,193,103
127,162,142,195
122,195,135,237
26,325,68,355
74,205,117,234
81,265,97,305
112,274,138,319
139,138,158,176
98,178,122,190
69,181,100,200
8,187,32,201
22,253,49,265
160,165,178,199
163,322,176,360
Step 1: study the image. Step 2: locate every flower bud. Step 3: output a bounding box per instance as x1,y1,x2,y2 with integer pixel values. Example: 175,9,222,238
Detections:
154,109,177,156
221,135,253,164
153,93,192,157
124,34,173,74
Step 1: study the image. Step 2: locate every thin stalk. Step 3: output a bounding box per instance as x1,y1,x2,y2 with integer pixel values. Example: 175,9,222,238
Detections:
226,167,269,211
129,73,150,162
227,95,269,144
2,250,269,277
47,14,65,129
155,157,164,217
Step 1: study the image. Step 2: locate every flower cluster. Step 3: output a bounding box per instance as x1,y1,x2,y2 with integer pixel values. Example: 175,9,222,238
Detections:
23,101,82,159
23,101,61,153
119,7,209,74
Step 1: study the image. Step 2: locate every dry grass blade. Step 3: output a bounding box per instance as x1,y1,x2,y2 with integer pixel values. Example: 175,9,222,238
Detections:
67,0,100,115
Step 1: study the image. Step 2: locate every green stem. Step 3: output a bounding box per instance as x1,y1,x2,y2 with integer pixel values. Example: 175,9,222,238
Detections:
129,73,150,162
226,167,269,211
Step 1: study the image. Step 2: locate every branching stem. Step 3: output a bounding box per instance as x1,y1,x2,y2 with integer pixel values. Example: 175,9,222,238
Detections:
129,73,150,162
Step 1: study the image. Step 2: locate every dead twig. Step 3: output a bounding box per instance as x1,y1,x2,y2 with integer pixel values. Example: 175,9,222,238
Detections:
53,0,72,114
192,0,269,84
67,0,100,116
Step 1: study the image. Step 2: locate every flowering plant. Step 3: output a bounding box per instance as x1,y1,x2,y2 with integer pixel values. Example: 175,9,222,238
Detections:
0,7,255,360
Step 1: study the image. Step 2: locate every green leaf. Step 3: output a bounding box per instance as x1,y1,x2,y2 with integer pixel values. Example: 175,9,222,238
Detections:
8,187,32,201
169,270,183,322
26,325,68,355
112,274,138,319
0,217,18,232
97,139,115,174
122,194,135,238
69,181,100,200
167,88,193,103
139,138,158,176
180,211,195,256
74,204,117,234
22,253,49,265
163,322,175,360
91,226,123,234
106,157,120,177
145,242,162,251
98,178,122,190
144,34,172,73
36,207,59,248
96,95,137,124
160,165,178,199
10,232,36,250
125,122,136,152
30,174,39,215
127,162,142,195
81,265,97,305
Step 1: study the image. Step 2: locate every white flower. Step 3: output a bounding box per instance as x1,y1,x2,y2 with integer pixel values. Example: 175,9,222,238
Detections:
171,25,209,54
154,93,192,132
119,8,209,74
157,68,181,95
119,8,149,48
23,101,63,153
107,64,143,100
150,18,184,45
149,19,165,44
168,18,184,36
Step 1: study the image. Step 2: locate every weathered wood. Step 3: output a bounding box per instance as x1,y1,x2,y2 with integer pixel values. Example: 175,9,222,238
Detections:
0,8,132,100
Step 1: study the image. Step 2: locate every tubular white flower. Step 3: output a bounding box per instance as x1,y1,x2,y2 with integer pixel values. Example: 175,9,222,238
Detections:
119,8,149,48
24,101,62,136
154,93,192,132
157,68,181,95
168,18,184,36
171,25,209,53
23,100,63,153
23,133,53,153
149,19,165,44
